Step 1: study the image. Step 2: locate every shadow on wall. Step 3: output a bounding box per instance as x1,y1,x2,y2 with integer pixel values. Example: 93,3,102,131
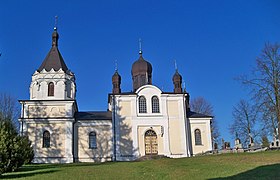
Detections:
78,123,113,162
27,101,68,163
210,163,280,180
78,103,138,162
115,104,138,160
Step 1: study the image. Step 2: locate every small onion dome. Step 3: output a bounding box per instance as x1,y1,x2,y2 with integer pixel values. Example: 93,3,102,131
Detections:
173,70,182,82
52,29,59,46
112,71,121,82
131,54,152,76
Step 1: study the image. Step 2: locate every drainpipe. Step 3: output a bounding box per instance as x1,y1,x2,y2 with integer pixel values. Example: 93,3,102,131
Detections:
21,101,25,136
113,94,117,161
183,93,191,157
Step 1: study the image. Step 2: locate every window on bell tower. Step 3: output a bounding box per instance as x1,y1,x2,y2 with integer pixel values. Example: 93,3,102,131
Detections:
43,130,50,148
48,82,54,96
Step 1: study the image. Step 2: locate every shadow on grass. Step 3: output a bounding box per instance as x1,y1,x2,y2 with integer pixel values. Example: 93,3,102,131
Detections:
210,164,280,179
1,169,58,179
1,162,117,179
16,164,59,172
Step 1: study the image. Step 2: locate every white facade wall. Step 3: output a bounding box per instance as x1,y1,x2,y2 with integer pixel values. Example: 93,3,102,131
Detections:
111,85,207,161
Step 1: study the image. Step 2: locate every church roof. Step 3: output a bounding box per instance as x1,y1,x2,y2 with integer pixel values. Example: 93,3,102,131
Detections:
38,28,69,72
188,111,213,118
75,111,112,120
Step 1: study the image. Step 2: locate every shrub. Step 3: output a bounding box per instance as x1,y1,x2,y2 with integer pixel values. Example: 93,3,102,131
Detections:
0,120,33,175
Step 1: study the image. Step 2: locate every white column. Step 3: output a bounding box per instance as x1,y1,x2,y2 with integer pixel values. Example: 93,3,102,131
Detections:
207,120,213,151
162,96,171,155
132,124,139,157
65,121,74,163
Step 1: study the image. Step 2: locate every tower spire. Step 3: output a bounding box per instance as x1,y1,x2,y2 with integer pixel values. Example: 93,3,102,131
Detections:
54,16,58,30
174,60,178,72
115,60,118,72
173,61,183,93
52,16,59,47
183,79,186,92
139,38,142,55
112,60,121,94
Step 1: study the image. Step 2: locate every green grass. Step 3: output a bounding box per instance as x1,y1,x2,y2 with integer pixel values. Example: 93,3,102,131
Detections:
2,151,280,179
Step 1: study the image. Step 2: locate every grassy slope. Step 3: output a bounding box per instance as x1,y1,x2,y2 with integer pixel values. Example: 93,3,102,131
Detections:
2,151,280,180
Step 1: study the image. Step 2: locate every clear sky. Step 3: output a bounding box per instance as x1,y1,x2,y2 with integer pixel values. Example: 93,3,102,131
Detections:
0,0,280,144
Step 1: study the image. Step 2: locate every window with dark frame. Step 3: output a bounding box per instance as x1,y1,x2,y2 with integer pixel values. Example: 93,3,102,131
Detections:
89,132,97,149
152,96,160,113
195,129,202,145
43,130,50,148
48,82,54,96
139,96,147,113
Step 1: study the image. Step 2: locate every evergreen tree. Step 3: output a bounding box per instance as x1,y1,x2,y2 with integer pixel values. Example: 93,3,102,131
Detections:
0,119,34,175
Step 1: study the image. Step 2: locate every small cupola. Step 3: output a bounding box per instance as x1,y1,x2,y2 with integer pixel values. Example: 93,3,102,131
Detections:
52,27,59,47
172,64,183,93
112,70,121,94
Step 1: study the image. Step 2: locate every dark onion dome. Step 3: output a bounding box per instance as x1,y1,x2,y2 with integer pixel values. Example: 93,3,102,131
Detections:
173,70,182,82
131,53,152,76
112,70,121,94
112,71,121,82
173,69,183,93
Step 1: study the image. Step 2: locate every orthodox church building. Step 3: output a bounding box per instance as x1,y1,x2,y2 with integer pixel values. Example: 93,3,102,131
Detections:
19,27,213,163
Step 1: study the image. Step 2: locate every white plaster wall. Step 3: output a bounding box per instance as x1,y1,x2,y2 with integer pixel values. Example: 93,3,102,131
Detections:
76,121,113,162
30,68,76,100
189,118,212,154
18,100,77,163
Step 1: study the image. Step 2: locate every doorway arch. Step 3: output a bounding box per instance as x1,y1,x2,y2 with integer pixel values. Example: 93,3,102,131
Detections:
145,129,158,155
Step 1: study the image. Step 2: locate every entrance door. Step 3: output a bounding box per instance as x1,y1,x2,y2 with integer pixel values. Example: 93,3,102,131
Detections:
145,130,158,155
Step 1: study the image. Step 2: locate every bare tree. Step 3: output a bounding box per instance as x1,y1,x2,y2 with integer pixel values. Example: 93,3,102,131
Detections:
190,97,213,115
190,97,220,145
0,93,19,127
230,100,259,147
240,43,280,141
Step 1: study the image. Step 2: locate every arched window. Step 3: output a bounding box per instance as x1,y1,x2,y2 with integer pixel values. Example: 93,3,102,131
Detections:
48,82,54,96
139,96,147,113
43,130,50,148
66,82,71,98
152,96,160,113
89,132,97,149
195,129,202,145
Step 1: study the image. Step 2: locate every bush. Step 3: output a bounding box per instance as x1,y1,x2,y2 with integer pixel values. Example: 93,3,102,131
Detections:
0,120,34,175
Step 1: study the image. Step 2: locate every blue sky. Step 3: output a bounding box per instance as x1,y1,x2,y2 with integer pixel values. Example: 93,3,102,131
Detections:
1,0,280,143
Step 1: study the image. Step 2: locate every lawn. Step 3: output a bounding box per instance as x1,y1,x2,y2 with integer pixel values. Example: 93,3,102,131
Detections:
1,151,280,179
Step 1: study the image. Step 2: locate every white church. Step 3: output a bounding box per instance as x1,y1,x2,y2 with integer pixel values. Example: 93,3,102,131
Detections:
19,27,213,163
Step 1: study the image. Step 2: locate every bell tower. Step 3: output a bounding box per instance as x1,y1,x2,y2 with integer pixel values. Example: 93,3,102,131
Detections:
30,25,76,100
19,19,77,163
